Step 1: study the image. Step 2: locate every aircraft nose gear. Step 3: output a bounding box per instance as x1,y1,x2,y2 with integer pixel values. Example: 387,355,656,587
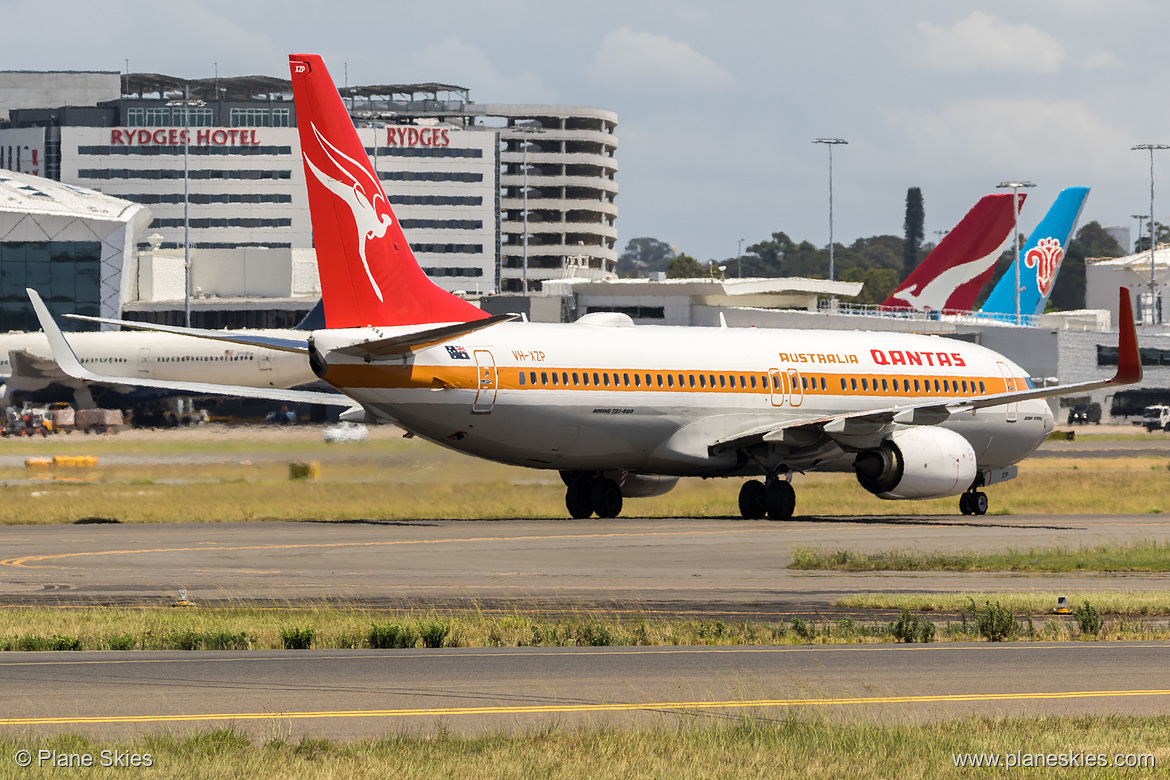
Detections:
959,491,989,516
563,475,623,519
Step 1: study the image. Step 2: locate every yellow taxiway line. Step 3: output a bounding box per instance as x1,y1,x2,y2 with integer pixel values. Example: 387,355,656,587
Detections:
6,689,1170,727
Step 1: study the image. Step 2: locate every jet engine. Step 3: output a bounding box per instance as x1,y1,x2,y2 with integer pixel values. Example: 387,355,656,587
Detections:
853,427,977,500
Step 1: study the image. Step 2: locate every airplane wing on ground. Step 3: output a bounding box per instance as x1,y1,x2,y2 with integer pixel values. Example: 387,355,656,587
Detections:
714,288,1141,453
29,290,351,407
63,314,310,354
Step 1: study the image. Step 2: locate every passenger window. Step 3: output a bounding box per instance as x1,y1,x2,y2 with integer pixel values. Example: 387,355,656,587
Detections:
719,375,726,388
645,373,652,386
593,372,600,385
699,375,707,388
850,377,857,391
962,380,969,393
530,371,537,385
881,378,888,392
603,373,610,386
656,374,663,387
943,380,949,392
623,373,630,386
709,374,716,387
903,379,910,393
551,372,558,386
979,381,986,393
518,372,526,386
913,379,920,393
751,376,758,389
634,374,641,387
862,378,869,391
583,373,590,386
840,377,846,391
667,374,674,388
688,374,695,388
801,376,808,390
572,372,579,386
613,373,620,385
541,372,548,385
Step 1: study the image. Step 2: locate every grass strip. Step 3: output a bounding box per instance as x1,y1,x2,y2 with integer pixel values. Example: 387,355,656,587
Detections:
792,540,1170,573
0,716,1165,778
834,591,1170,617
1,602,1168,651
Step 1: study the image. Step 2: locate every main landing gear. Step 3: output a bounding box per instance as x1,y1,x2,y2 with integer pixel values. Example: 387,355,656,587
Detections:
738,477,795,521
564,474,623,519
959,490,989,516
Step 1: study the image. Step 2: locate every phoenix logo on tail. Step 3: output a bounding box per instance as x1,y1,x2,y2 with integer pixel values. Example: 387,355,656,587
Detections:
302,123,392,302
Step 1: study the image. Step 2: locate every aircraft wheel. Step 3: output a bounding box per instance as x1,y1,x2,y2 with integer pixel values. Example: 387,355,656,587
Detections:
959,493,974,516
972,492,989,516
738,480,767,519
765,480,796,521
591,478,623,519
565,480,593,519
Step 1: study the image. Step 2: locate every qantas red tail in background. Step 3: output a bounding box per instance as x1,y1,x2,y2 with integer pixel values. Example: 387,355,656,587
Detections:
882,193,1023,313
289,54,486,329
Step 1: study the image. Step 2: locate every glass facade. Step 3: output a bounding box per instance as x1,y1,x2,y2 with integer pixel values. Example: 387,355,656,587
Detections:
0,241,102,332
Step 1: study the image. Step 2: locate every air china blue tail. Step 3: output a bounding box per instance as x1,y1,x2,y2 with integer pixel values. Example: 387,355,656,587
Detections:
979,187,1089,318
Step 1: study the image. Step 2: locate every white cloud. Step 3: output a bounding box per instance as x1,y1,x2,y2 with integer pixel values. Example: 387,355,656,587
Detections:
893,98,1133,179
588,27,737,93
907,12,1067,74
405,37,556,103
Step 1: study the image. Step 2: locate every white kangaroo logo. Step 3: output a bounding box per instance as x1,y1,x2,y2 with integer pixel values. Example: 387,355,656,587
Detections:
303,122,392,301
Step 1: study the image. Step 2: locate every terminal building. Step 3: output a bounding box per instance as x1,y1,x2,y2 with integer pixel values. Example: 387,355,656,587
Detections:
0,71,618,299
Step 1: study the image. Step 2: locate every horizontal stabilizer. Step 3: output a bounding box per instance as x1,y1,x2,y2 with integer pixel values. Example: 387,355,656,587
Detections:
332,314,516,359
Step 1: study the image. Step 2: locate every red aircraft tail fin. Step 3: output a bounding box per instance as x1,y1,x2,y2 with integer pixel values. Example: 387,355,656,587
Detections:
288,54,486,329
883,193,1024,312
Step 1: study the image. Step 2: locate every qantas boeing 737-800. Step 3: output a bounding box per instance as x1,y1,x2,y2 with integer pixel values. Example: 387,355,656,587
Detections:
31,53,1143,521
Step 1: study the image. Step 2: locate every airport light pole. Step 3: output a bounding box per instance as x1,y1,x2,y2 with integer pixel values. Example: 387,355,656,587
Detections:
1132,144,1169,324
736,237,744,278
167,89,205,327
996,180,1035,325
1132,214,1149,254
513,125,544,294
812,138,847,285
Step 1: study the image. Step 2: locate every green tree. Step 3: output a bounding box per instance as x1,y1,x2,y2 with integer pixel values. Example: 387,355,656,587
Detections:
903,187,924,274
1134,221,1170,253
841,267,900,304
666,253,704,279
1048,221,1124,311
617,237,674,277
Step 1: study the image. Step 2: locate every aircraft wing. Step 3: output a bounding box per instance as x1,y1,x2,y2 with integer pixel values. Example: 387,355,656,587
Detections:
28,289,351,407
64,314,310,354
715,287,1141,452
8,349,69,382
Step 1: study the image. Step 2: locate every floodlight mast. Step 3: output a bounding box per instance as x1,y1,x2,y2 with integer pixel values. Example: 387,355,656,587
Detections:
812,138,847,286
996,180,1036,325
1132,144,1169,324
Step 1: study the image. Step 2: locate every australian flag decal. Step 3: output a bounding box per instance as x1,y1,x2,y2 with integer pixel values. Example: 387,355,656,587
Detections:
446,345,470,360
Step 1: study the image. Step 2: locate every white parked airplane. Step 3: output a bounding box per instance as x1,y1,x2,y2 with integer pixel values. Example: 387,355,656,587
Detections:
0,323,321,409
31,53,1143,520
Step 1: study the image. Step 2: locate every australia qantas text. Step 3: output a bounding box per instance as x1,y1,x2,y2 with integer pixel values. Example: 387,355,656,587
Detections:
32,53,1144,522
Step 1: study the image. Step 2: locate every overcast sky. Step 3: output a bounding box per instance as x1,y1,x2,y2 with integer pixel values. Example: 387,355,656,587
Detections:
3,0,1168,262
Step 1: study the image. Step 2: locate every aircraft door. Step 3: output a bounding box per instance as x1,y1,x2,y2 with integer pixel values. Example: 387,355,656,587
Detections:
473,349,498,413
768,368,785,407
997,362,1018,423
787,369,804,407
137,347,151,375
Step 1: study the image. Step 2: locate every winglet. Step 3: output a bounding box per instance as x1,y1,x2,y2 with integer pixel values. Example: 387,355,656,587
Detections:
1114,287,1142,384
26,288,101,382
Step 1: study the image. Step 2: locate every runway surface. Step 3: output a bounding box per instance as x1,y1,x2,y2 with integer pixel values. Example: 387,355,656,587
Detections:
3,514,1170,612
3,642,1170,739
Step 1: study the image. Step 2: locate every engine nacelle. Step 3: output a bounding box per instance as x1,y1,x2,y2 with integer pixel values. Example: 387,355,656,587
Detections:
853,427,977,500
607,472,679,498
